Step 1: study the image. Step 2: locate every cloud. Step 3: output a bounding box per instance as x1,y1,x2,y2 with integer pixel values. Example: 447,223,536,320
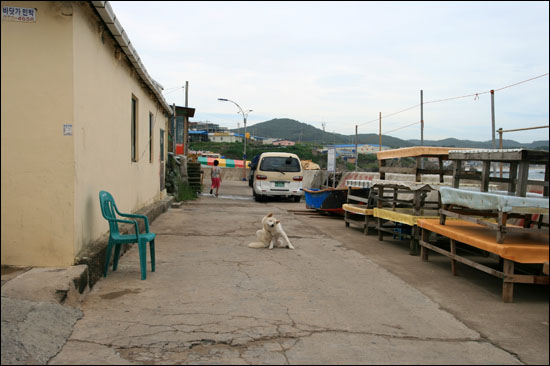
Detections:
109,1,549,143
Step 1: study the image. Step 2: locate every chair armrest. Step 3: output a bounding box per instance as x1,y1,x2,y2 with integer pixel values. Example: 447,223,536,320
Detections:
109,218,141,238
116,212,150,232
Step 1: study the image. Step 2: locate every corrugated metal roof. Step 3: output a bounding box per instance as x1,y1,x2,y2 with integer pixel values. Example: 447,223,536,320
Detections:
89,1,173,115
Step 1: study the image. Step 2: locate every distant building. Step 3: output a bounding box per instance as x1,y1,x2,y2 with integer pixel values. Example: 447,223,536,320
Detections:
190,121,228,133
189,130,209,142
208,132,243,143
358,144,391,154
273,139,296,146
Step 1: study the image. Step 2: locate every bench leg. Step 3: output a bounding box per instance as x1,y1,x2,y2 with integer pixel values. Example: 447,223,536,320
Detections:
439,204,449,225
502,259,514,303
377,218,383,241
450,239,457,276
420,229,429,261
409,226,419,256
497,212,508,244
365,215,374,235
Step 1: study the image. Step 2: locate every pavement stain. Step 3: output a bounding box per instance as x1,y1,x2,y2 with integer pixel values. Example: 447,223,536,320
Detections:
100,289,141,300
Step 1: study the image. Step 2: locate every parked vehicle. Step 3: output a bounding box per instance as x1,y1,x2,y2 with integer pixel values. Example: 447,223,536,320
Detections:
250,152,303,202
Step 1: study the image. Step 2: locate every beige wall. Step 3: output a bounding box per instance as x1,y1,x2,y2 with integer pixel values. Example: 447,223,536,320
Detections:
71,3,168,257
2,1,76,266
1,2,169,267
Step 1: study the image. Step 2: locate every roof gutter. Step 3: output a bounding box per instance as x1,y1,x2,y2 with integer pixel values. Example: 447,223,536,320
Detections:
89,1,173,115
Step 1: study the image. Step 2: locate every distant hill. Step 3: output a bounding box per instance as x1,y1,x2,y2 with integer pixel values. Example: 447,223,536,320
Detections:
234,118,414,148
234,118,549,150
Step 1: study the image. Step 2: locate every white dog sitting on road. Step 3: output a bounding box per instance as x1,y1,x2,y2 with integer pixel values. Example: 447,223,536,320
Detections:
248,213,295,250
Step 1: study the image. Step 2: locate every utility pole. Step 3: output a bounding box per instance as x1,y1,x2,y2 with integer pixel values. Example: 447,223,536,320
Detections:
498,127,503,178
172,103,176,154
420,90,424,169
491,90,496,149
183,81,189,156
355,124,358,172
420,90,424,146
379,112,382,151
490,89,496,177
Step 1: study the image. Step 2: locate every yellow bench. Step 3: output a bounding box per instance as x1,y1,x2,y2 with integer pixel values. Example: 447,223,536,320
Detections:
373,207,440,255
343,187,375,235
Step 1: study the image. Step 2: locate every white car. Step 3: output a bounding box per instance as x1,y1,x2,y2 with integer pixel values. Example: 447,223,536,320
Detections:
250,152,303,202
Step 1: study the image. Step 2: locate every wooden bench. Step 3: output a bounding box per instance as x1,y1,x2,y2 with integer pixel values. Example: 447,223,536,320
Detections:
417,218,549,302
370,180,441,255
374,207,440,255
343,186,374,234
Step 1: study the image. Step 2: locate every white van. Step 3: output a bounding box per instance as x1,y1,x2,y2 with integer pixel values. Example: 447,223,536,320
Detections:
250,152,303,202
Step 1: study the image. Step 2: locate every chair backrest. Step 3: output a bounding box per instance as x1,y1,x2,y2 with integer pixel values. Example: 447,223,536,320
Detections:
99,190,120,235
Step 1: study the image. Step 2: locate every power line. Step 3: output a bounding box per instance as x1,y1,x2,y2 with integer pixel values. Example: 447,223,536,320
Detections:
384,121,421,135
162,86,184,95
360,72,549,138
424,72,549,104
494,73,549,92
357,104,420,127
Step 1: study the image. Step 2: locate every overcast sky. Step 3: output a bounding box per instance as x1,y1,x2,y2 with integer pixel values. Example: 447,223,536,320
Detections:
109,1,549,143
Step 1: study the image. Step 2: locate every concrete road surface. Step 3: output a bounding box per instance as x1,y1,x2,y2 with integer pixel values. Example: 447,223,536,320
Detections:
49,181,548,365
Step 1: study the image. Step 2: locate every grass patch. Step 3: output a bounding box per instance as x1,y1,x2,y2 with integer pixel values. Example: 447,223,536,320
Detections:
176,181,198,201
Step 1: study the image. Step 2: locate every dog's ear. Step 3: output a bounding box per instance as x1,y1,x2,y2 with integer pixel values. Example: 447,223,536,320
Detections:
276,220,280,224
267,213,273,217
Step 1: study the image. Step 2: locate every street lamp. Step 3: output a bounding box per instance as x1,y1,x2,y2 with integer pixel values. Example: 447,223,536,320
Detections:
217,98,253,181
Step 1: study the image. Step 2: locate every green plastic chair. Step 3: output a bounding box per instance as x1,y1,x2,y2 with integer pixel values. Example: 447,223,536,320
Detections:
99,191,156,280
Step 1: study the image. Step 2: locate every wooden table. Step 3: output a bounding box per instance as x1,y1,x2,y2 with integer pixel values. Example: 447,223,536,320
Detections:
376,147,467,183
441,149,549,242
447,149,549,197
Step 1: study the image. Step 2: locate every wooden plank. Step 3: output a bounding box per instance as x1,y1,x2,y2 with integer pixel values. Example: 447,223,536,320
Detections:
508,161,518,194
502,259,514,303
347,194,369,204
439,209,499,230
516,161,530,197
454,172,482,181
379,166,418,175
526,180,549,187
415,157,422,182
503,274,550,284
376,146,459,160
449,151,524,161
419,240,505,279
450,239,457,276
421,228,430,261
481,161,491,192
545,165,549,197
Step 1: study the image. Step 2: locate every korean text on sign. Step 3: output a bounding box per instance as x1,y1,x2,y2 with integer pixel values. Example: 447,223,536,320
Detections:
2,6,36,23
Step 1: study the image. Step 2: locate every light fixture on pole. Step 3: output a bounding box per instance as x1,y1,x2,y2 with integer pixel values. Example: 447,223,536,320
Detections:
217,98,253,181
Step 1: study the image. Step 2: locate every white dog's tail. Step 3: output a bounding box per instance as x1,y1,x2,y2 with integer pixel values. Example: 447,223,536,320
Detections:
248,242,266,248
